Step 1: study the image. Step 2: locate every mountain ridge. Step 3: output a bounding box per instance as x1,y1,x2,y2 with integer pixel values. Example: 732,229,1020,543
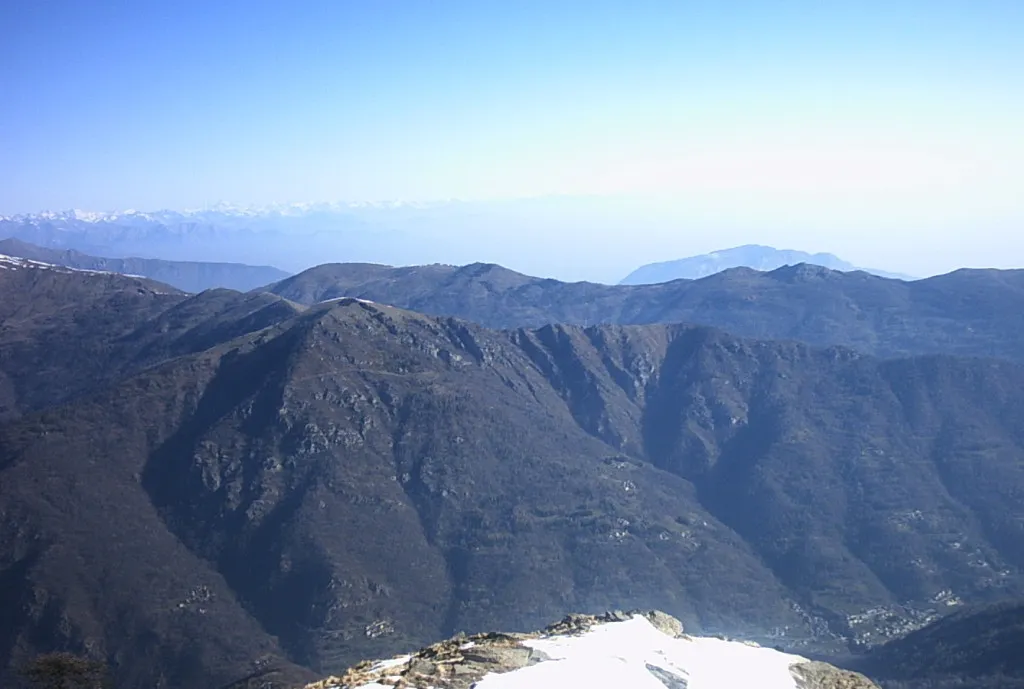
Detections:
0,237,291,292
620,244,914,284
0,258,301,421
854,601,1024,688
261,261,1024,363
312,610,879,689
0,203,454,274
0,203,955,283
5,285,1024,686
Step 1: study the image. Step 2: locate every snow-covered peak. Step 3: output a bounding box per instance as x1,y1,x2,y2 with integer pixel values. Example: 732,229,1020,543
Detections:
71,209,107,222
1,199,456,225
0,208,164,224
310,611,878,689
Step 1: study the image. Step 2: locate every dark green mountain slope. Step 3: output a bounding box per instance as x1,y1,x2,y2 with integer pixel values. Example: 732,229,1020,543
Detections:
514,324,1024,615
0,354,313,689
4,298,1024,687
0,237,291,292
0,260,302,421
0,256,182,420
262,261,1024,361
856,601,1024,688
0,303,804,687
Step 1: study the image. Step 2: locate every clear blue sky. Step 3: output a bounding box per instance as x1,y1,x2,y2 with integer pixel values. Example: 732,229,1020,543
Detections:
2,1,1022,273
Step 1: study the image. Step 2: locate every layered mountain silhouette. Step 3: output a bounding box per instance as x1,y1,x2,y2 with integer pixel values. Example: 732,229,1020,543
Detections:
0,237,290,292
619,245,914,284
262,261,1024,362
0,206,427,275
3,259,1024,688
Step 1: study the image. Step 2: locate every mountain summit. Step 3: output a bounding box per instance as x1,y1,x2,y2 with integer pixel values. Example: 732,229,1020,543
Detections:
312,610,878,689
620,245,912,284
262,260,1024,362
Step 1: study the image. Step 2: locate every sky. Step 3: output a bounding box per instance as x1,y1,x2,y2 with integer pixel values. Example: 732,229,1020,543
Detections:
1,0,1022,277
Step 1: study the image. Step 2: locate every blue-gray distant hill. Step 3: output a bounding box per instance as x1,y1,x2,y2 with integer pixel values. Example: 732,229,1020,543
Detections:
620,244,914,284
0,237,290,293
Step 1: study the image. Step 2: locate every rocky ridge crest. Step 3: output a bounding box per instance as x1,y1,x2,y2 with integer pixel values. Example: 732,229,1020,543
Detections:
307,611,878,689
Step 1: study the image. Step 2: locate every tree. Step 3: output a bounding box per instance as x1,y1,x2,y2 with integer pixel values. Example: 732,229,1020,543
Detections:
19,652,109,689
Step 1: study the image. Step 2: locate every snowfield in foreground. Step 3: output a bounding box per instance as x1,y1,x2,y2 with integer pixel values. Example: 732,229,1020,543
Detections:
315,611,878,689
473,616,803,689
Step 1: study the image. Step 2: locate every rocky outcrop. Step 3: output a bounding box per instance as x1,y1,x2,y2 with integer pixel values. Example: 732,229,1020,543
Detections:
309,612,654,689
308,611,878,689
791,661,878,689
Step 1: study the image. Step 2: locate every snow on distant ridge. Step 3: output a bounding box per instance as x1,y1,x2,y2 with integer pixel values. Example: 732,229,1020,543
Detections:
319,296,379,306
0,253,144,279
0,253,83,272
0,199,455,224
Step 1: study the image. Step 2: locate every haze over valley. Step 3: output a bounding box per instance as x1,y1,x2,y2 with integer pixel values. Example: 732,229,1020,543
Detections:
0,200,1016,284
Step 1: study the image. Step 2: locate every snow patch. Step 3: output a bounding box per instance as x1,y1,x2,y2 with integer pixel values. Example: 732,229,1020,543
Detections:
345,615,812,689
2,199,447,225
0,254,155,284
319,296,380,306
368,656,410,673
0,253,96,274
475,616,805,689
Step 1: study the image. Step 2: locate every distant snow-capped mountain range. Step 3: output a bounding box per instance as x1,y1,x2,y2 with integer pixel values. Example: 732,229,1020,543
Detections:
2,201,917,283
0,202,439,272
0,200,454,225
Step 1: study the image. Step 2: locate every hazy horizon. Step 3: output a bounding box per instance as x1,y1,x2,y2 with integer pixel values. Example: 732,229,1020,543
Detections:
2,1,1022,280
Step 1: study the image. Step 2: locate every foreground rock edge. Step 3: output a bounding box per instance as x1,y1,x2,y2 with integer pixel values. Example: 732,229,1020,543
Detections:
305,610,879,689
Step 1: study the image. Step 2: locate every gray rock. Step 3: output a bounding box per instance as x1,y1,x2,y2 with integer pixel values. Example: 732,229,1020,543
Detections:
644,610,686,638
791,661,880,689
317,612,877,689
460,644,534,670
646,662,689,688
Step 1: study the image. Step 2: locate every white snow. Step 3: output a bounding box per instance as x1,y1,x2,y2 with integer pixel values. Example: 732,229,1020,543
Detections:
367,656,411,673
0,254,152,282
348,615,809,689
0,253,86,274
475,616,806,689
71,209,107,222
0,254,25,270
318,296,380,306
2,199,449,226
339,655,411,689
